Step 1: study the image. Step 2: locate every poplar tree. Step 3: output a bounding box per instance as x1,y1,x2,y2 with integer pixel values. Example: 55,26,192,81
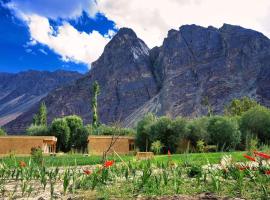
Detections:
91,81,100,127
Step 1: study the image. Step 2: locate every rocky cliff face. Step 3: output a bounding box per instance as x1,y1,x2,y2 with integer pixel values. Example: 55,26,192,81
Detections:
4,24,270,133
0,70,83,129
4,28,158,133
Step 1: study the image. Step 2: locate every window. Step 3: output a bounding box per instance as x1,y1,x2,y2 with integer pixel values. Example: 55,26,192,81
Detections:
129,143,135,151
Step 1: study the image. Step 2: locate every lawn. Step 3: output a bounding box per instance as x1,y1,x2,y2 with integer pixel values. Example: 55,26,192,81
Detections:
0,151,246,167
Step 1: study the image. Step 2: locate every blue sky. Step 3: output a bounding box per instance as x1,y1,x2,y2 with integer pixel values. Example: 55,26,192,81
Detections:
0,0,269,73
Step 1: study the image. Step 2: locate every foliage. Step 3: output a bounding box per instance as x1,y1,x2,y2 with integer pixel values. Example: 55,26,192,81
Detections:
224,96,259,116
50,118,70,152
91,81,100,128
26,125,49,136
150,140,163,155
240,105,270,144
186,117,209,146
92,124,135,136
136,113,157,152
0,127,6,136
207,116,241,151
33,102,47,126
149,116,186,153
72,126,91,152
196,140,205,153
30,147,43,165
64,115,84,149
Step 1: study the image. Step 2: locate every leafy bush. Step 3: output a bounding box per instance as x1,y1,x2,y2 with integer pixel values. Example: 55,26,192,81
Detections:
72,126,91,152
0,127,6,136
224,96,258,116
240,105,270,144
31,146,43,165
26,125,49,136
149,116,186,153
150,140,163,155
136,113,157,152
93,124,135,136
50,118,70,152
186,117,209,146
207,116,241,151
64,115,83,149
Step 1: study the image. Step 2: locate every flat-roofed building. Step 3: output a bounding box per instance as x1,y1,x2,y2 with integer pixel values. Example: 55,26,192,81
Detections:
0,136,57,155
88,135,135,155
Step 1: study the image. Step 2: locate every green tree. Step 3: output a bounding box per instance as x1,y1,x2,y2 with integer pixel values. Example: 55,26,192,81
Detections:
224,96,258,116
240,105,270,144
135,113,156,152
207,116,241,150
91,81,100,127
149,116,186,153
186,117,209,146
32,102,47,126
26,125,49,136
0,127,6,136
64,115,84,149
50,118,70,152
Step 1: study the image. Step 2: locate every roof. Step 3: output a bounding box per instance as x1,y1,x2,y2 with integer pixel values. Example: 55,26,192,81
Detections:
88,135,135,139
0,136,57,141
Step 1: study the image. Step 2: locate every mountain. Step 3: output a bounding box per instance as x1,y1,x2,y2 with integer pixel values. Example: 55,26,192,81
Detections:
0,70,83,129
4,24,270,133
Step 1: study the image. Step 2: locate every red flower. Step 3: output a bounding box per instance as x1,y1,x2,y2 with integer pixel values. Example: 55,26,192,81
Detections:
254,151,270,159
243,154,256,161
104,160,114,168
238,166,250,171
19,161,26,168
83,169,92,175
265,170,270,175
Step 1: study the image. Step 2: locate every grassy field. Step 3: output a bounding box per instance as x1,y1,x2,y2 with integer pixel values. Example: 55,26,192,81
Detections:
0,151,246,167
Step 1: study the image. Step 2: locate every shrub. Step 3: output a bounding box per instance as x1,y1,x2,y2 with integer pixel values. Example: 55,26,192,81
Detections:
207,116,241,151
0,127,6,136
72,126,91,152
50,118,70,152
240,105,270,144
186,117,209,146
150,140,163,155
136,113,157,152
149,116,186,153
93,125,135,136
26,125,49,136
31,147,43,165
224,96,259,116
64,115,83,149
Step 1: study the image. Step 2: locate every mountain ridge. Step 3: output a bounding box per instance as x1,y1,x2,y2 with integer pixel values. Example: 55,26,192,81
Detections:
4,24,270,133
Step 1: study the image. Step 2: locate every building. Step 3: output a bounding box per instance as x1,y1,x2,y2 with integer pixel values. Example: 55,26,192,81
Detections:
88,135,135,155
0,136,57,155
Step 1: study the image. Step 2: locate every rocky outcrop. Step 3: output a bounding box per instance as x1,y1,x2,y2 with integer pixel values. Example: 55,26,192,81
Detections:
4,24,270,133
4,28,158,133
0,70,83,130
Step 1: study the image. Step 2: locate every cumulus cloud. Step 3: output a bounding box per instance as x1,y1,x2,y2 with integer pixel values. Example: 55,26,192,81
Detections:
6,0,97,20
5,0,113,67
97,0,270,48
24,14,111,64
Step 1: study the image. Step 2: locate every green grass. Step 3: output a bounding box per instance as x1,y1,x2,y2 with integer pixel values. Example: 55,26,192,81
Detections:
0,151,246,167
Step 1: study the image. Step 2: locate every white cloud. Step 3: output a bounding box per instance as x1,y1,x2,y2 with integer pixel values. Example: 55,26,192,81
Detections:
6,0,97,20
97,0,270,48
23,14,112,65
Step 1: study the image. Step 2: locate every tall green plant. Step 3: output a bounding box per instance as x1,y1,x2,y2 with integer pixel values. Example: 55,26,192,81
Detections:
91,81,100,128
